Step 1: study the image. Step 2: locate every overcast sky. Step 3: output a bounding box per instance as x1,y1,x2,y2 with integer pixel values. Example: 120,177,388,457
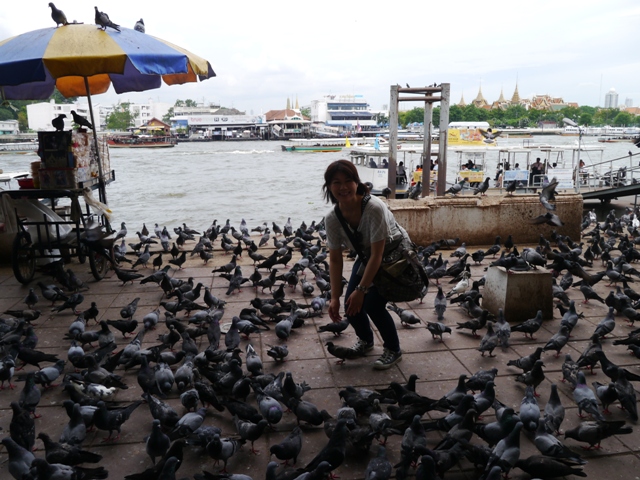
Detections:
1,1,639,113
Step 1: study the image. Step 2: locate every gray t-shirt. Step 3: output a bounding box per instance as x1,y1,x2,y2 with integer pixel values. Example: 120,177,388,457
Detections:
325,195,405,259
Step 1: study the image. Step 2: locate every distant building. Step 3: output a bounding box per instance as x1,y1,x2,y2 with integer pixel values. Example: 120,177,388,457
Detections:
27,101,96,132
264,108,310,139
604,88,618,109
625,98,633,108
171,110,267,140
310,94,377,133
471,86,488,108
0,120,19,135
128,100,171,128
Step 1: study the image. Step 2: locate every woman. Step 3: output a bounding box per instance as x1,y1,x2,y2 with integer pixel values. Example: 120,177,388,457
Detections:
323,160,403,370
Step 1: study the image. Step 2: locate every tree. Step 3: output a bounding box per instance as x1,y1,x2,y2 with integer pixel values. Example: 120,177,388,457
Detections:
612,111,633,126
106,102,138,130
50,88,77,104
185,99,198,107
163,107,174,123
174,99,185,107
578,113,592,126
300,107,311,119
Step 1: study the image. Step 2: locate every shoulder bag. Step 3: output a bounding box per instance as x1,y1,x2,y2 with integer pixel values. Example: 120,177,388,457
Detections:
334,195,428,302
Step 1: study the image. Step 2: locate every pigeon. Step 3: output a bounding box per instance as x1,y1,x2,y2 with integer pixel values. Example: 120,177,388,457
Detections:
94,6,120,31
564,420,633,449
38,432,102,466
52,113,66,131
445,178,466,196
542,325,570,357
269,426,303,465
146,419,171,464
134,18,145,33
519,386,541,432
28,459,108,480
48,2,68,27
2,436,35,479
10,401,35,451
93,400,142,442
473,177,491,196
302,418,348,474
510,310,544,339
515,455,587,478
169,407,208,440
507,346,543,372
533,420,586,464
539,177,558,210
318,318,349,336
388,303,422,326
365,445,392,480
573,372,605,421
266,344,288,362
234,415,268,454
60,402,88,446
70,110,93,130
530,212,564,227
426,321,452,341
325,341,362,365
544,383,565,435
484,422,522,477
515,360,545,396
205,434,244,473
19,372,42,417
477,321,498,357
505,180,517,195
593,306,616,338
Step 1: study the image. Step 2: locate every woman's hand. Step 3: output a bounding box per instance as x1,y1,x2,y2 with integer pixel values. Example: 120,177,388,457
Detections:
345,290,364,316
328,298,342,322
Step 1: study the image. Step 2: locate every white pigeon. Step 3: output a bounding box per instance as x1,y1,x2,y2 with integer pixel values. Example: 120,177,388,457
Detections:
446,271,471,298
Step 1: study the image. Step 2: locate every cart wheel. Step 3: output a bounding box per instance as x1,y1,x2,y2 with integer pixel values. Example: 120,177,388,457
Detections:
12,231,35,285
89,247,111,281
77,243,87,265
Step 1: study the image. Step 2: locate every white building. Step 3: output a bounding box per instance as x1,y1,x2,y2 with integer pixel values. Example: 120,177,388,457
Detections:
26,99,170,132
128,100,172,128
310,94,378,133
625,98,634,108
604,88,619,109
0,120,19,135
171,113,267,139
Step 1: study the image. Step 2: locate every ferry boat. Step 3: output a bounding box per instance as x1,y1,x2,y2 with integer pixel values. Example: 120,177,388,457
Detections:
0,142,38,154
281,145,342,153
107,135,177,148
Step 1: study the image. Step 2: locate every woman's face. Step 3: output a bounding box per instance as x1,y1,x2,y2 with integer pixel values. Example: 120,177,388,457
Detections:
329,172,357,204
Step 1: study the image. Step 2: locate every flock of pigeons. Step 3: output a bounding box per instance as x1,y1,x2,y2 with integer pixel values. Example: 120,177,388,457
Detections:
48,3,144,33
1,196,640,479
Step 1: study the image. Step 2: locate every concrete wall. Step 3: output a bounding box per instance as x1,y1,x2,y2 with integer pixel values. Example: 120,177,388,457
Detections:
388,193,583,246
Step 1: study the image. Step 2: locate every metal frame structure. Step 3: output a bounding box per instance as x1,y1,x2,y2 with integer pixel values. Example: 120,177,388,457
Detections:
388,84,450,197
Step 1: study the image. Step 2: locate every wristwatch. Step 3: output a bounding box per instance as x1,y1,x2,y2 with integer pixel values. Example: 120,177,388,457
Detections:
355,284,368,294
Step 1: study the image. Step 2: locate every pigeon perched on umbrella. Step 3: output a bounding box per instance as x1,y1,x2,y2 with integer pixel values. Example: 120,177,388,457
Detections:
48,3,68,27
94,6,120,31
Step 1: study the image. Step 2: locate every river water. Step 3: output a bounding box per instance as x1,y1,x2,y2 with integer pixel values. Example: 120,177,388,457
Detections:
1,135,637,232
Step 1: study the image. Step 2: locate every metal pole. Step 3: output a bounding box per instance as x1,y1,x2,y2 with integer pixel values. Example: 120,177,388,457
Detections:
437,83,450,196
388,85,399,198
83,77,107,204
421,102,433,197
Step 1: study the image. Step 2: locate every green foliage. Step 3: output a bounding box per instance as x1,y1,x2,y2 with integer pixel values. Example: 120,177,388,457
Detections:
612,111,633,126
105,102,138,130
163,107,175,123
185,99,198,107
174,99,185,107
0,108,14,121
51,89,77,104
579,113,592,126
300,107,311,118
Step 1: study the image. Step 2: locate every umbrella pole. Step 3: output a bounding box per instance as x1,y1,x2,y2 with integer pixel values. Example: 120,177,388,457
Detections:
84,77,107,205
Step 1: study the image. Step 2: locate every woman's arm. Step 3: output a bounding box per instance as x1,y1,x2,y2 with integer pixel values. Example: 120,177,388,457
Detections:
328,248,345,322
345,238,385,316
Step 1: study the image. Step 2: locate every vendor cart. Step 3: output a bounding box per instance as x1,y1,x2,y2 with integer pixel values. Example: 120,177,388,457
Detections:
2,178,115,284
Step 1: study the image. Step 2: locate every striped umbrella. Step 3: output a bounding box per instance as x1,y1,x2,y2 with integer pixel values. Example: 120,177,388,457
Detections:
0,24,215,99
0,24,215,202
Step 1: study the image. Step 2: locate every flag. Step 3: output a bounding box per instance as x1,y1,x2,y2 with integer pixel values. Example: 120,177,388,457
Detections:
356,120,362,133
345,137,351,148
374,135,380,151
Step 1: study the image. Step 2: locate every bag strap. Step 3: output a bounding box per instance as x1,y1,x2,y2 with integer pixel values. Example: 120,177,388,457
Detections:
334,195,370,264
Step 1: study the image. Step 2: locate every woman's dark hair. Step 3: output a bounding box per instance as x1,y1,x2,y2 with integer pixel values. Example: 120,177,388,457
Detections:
322,159,369,204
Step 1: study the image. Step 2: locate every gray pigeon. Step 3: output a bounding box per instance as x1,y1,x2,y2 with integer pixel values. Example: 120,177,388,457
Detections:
485,422,522,476
269,426,303,465
134,18,145,33
94,6,120,31
2,436,35,480
477,321,498,357
543,383,565,435
564,419,633,449
60,402,87,446
533,421,586,464
365,445,392,480
433,286,447,320
519,386,540,432
573,372,605,421
510,310,543,339
146,419,171,464
539,177,558,210
48,2,68,27
28,458,108,480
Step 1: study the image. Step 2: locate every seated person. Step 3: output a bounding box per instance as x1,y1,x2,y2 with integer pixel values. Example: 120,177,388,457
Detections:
381,159,388,169
368,158,377,168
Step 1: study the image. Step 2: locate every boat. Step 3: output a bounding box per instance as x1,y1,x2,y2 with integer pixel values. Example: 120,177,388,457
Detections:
0,142,38,154
597,137,636,143
107,135,177,148
281,144,342,152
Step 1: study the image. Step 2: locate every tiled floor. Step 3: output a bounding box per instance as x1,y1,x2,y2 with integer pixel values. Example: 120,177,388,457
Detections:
0,232,639,479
